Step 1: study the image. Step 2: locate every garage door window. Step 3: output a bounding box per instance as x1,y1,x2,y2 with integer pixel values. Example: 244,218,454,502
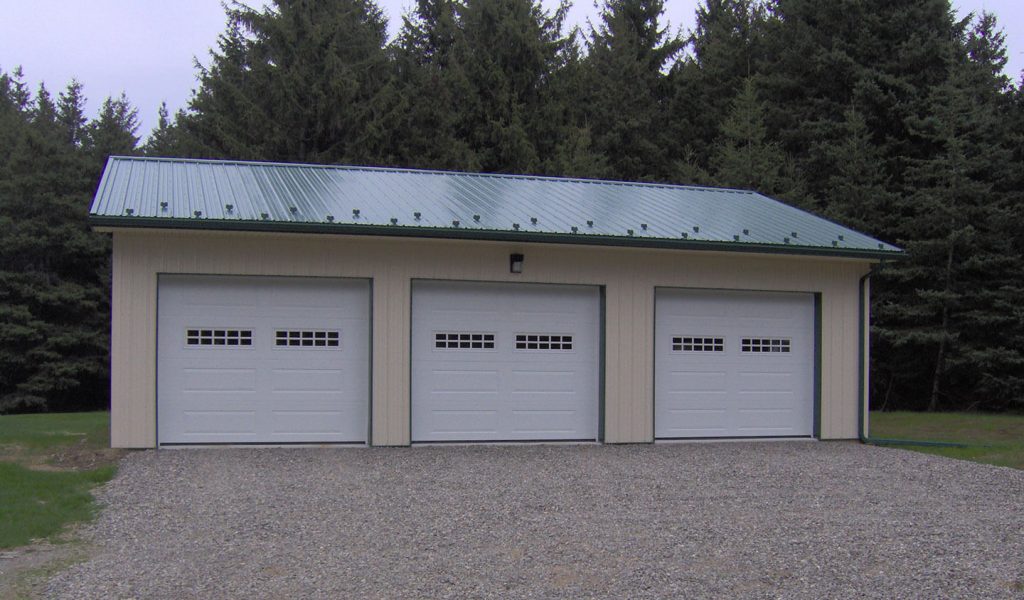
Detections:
435,332,495,349
741,338,791,353
275,330,340,348
185,329,252,347
515,334,573,350
672,336,723,352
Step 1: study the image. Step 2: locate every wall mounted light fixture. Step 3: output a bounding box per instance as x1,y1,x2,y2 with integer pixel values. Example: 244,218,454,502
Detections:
510,253,524,274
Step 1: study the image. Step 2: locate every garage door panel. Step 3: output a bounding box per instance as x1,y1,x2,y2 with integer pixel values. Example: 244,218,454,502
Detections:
664,370,728,391
510,411,580,434
269,410,347,434
413,281,599,442
661,407,729,436
176,393,258,411
267,393,354,410
508,392,580,411
181,410,257,435
178,367,257,391
656,289,814,439
268,368,344,391
737,371,794,392
665,390,729,403
737,408,798,428
673,301,729,317
735,394,799,412
158,275,369,444
510,369,577,392
164,278,259,307
428,410,498,435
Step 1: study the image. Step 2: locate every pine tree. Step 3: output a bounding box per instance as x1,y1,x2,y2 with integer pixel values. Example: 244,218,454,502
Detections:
87,93,141,169
582,0,682,181
708,78,804,202
818,107,894,234
144,102,185,156
665,0,767,175
759,0,960,195
57,79,88,148
376,0,478,170
447,0,572,174
544,121,610,179
0,75,116,412
876,51,1018,411
184,0,392,164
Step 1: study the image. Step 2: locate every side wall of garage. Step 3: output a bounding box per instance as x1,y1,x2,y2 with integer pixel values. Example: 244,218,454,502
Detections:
106,229,872,447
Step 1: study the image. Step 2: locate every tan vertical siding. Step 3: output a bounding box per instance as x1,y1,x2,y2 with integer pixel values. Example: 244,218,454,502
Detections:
107,229,872,447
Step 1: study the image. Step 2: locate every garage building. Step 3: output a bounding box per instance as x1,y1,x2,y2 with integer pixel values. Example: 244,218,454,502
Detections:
91,157,901,447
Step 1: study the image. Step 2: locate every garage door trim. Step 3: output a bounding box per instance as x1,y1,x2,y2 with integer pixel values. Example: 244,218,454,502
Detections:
155,272,373,446
652,286,822,440
409,277,605,443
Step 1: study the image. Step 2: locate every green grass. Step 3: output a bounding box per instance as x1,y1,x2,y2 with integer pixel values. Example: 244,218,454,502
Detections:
0,411,110,451
0,412,117,549
0,463,115,548
870,411,1024,470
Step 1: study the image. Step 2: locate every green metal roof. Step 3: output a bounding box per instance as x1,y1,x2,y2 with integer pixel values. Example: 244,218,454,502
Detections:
90,156,902,259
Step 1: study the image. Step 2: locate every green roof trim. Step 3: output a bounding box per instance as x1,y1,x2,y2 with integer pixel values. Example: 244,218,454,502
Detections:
90,156,903,259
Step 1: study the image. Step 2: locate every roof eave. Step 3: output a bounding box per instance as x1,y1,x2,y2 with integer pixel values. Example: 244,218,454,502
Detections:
89,215,906,261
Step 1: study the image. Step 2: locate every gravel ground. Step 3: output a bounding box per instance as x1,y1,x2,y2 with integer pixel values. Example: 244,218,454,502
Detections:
46,442,1024,599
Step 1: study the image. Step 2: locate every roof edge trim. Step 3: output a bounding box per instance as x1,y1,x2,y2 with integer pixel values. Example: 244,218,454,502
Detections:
89,215,906,260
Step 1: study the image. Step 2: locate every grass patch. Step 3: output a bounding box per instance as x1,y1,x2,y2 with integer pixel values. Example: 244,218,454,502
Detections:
0,462,115,549
870,411,1024,470
0,412,118,549
0,411,110,452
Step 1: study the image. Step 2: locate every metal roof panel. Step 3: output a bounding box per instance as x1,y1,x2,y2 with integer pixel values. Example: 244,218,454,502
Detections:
90,156,903,258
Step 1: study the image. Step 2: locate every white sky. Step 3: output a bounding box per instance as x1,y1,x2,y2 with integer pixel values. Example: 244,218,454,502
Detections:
1,0,1020,137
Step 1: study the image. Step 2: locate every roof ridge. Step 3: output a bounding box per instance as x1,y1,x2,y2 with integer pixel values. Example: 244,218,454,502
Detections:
107,156,756,196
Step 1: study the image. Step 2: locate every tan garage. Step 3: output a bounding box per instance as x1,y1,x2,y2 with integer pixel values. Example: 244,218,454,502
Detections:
90,156,901,447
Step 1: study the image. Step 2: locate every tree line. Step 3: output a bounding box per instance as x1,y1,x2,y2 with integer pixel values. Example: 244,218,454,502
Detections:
1,0,1022,413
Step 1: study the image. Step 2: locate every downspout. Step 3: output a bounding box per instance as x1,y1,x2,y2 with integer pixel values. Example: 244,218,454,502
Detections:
857,262,967,448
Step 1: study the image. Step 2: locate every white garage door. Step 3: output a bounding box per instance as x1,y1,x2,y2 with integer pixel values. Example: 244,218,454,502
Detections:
655,289,815,439
157,275,370,444
412,281,600,442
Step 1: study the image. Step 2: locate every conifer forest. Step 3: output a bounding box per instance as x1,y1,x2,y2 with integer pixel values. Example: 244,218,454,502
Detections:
1,0,1022,414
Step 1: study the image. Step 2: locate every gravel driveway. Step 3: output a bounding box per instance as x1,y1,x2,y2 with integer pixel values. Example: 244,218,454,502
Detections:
47,442,1024,599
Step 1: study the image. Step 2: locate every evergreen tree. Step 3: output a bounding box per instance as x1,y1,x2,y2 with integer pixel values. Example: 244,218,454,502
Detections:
447,0,572,173
759,0,960,196
666,0,767,176
876,53,1019,411
143,102,188,156
818,107,894,234
57,79,88,148
0,75,118,412
31,83,59,131
184,0,392,163
581,0,682,181
87,93,141,169
708,78,804,202
377,0,478,170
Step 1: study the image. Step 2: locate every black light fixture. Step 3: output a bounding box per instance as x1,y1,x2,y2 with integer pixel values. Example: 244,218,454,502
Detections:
510,253,524,274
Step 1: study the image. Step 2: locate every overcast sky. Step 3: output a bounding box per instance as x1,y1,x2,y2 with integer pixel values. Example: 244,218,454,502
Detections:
1,0,1020,138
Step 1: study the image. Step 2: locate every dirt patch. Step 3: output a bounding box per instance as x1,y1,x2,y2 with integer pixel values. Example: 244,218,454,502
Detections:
48,440,126,471
0,441,125,473
0,535,92,599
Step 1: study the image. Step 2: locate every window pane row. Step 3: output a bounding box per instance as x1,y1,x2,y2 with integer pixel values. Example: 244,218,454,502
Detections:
671,336,793,353
672,336,724,352
275,330,340,348
435,332,495,349
515,334,573,351
741,338,791,353
185,329,253,347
